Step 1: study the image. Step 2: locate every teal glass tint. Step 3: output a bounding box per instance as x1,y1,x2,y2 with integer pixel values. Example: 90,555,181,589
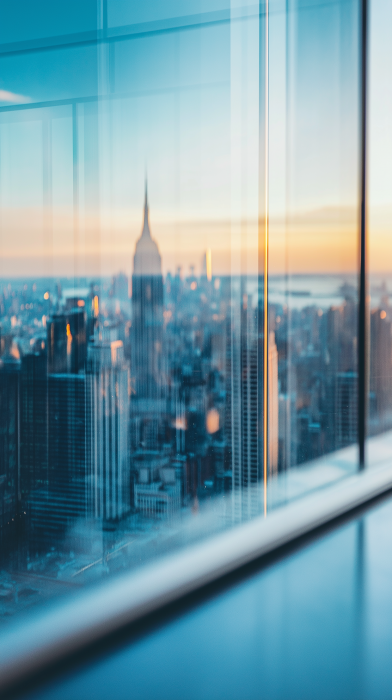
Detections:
0,0,364,624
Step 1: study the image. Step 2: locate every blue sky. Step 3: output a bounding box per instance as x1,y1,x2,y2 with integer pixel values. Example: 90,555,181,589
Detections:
0,0,390,279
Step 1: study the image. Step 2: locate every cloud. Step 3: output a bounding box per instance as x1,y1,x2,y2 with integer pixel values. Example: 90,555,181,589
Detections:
0,89,31,104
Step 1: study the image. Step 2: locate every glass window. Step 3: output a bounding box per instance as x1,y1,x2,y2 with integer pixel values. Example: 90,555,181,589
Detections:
0,0,368,628
367,0,392,464
269,0,360,490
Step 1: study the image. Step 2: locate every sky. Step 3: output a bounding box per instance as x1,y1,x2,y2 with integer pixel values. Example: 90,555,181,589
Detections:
0,0,390,280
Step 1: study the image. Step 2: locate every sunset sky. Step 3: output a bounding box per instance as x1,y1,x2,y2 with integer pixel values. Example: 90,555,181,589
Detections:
0,0,390,280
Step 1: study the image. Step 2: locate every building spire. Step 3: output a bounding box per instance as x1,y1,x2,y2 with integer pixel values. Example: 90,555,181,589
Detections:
133,177,162,275
143,176,150,237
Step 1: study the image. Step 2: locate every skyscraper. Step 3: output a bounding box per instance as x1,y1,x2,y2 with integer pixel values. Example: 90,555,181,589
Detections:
46,373,87,537
130,185,167,460
0,338,20,544
228,285,260,522
86,340,130,523
336,371,357,448
370,307,392,432
268,332,278,475
20,346,48,512
131,184,164,401
29,314,88,547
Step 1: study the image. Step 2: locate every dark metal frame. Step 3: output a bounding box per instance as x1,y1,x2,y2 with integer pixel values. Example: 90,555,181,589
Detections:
358,0,368,469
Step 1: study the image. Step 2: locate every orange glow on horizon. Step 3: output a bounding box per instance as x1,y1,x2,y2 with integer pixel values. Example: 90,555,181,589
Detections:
0,205,391,277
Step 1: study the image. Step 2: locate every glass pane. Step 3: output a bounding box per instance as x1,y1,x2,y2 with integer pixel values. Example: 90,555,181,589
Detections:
0,0,361,625
268,0,360,501
367,0,392,463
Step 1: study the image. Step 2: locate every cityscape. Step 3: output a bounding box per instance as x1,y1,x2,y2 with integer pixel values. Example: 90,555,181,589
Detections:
0,186,390,620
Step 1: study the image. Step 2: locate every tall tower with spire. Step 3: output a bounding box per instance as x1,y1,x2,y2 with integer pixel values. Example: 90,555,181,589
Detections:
131,183,164,401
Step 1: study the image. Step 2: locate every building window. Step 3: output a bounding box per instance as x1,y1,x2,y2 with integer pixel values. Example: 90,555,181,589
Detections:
0,0,391,691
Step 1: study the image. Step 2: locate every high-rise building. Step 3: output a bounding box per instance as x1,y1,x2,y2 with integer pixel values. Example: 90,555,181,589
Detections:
130,185,167,460
30,312,88,547
131,184,164,400
20,347,48,511
47,308,87,376
336,371,357,448
228,286,260,522
47,314,67,374
0,338,20,544
43,373,88,539
370,308,392,432
86,340,130,523
268,332,279,475
67,308,87,374
278,389,297,471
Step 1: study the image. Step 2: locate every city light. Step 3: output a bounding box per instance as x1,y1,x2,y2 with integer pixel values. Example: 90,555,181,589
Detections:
206,249,212,282
206,409,219,434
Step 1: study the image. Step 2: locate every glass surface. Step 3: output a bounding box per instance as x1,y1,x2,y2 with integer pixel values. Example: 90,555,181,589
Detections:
367,0,392,464
0,0,362,624
269,0,360,481
25,497,392,700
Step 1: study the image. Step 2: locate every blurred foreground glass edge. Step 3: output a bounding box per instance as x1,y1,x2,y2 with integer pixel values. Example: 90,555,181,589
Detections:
1,449,392,698
0,0,390,642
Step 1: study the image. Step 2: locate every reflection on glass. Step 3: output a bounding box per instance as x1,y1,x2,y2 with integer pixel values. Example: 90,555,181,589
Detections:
269,0,360,473
368,0,392,457
0,0,362,623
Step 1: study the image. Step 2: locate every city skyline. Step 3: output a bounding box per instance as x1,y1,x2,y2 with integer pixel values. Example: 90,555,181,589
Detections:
0,187,391,621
